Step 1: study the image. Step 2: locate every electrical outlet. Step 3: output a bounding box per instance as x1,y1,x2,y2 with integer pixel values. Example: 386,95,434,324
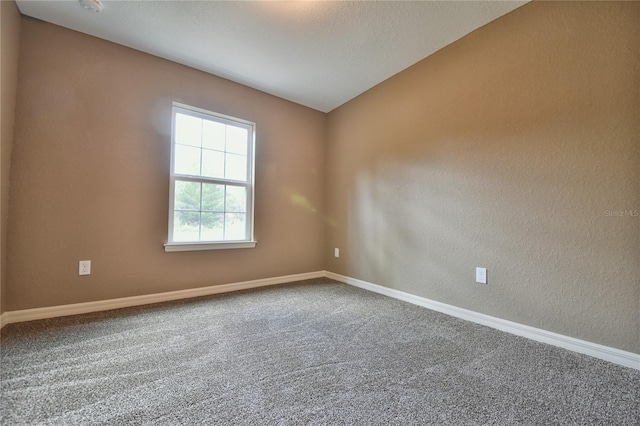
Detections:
79,260,91,276
334,248,340,258
476,267,487,284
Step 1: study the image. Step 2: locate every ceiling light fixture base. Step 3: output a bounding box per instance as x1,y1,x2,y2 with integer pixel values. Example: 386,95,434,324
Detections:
79,0,103,13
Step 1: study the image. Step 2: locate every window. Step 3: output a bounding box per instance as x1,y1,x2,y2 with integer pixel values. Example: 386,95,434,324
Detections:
164,102,256,252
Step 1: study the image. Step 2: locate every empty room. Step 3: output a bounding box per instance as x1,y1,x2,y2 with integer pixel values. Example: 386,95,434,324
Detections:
1,0,638,423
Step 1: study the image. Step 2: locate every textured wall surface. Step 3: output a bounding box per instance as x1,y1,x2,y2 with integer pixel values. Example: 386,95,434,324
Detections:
0,0,22,314
7,18,326,310
325,2,640,353
4,1,639,356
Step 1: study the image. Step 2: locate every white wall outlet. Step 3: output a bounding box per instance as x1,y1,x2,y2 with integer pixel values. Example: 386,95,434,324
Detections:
79,260,91,276
476,267,487,284
334,248,340,258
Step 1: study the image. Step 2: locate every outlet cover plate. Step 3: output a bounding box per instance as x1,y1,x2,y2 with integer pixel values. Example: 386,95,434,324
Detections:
476,267,487,284
79,260,91,276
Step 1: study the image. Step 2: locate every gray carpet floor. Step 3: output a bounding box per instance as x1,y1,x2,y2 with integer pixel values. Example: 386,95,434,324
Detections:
1,278,638,425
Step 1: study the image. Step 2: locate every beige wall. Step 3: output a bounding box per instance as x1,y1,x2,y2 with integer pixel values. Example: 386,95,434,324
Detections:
325,2,640,353
0,0,22,314
4,2,639,354
7,18,326,310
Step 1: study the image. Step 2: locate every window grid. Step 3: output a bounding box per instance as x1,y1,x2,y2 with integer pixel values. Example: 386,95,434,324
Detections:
168,102,255,247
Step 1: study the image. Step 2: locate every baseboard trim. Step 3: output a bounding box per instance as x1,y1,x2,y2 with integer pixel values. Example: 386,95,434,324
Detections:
3,271,324,326
325,271,640,370
3,270,637,370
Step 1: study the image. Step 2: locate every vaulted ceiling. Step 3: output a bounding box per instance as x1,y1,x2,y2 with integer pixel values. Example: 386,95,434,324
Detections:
16,1,526,112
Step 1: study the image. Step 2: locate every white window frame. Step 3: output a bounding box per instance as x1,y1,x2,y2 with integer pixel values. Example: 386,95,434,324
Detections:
164,102,257,252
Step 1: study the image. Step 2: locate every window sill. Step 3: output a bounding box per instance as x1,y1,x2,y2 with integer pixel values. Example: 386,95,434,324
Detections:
164,241,257,252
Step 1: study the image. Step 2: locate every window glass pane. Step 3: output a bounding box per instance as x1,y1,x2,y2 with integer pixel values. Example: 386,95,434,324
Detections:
174,181,201,211
202,149,225,179
173,211,200,242
175,113,202,147
225,153,247,181
202,119,225,151
201,213,224,241
174,145,201,176
201,183,225,212
226,125,248,155
225,213,246,240
225,185,246,212
170,104,254,245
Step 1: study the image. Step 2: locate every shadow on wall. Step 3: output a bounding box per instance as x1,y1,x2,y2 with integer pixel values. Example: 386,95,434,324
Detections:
339,2,639,347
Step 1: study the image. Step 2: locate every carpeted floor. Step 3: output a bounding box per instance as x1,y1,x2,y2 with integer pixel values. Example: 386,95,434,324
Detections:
1,278,638,425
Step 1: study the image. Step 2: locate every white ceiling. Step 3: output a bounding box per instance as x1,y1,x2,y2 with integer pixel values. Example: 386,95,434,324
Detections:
16,0,526,113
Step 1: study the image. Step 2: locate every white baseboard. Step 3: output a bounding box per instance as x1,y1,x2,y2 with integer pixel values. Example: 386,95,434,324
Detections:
2,271,324,326
2,269,637,371
325,271,640,371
